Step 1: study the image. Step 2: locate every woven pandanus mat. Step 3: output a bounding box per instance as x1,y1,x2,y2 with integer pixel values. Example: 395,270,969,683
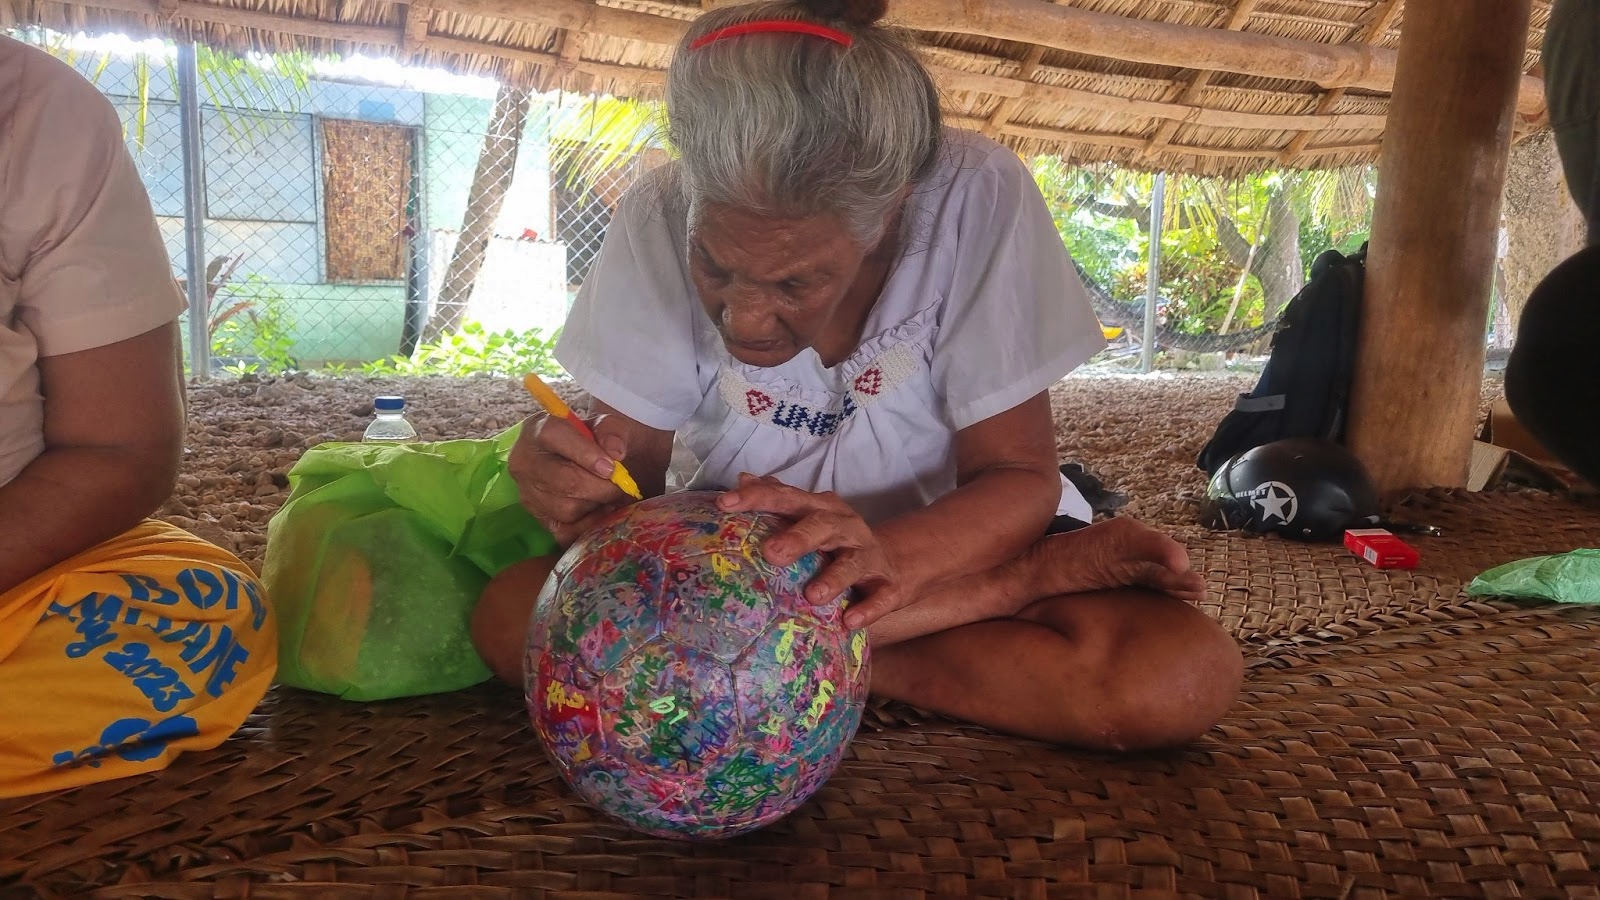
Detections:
4,605,1597,899
4,489,1599,898
1180,488,1600,656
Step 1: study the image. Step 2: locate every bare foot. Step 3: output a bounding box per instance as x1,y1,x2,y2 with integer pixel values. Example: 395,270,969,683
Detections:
1014,518,1206,605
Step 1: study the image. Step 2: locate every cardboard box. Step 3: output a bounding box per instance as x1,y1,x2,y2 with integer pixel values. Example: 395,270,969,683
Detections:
1484,400,1558,466
1470,400,1587,493
1468,440,1511,492
1345,528,1419,570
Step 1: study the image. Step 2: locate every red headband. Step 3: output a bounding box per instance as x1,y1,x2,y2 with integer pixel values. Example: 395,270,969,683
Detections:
689,20,854,51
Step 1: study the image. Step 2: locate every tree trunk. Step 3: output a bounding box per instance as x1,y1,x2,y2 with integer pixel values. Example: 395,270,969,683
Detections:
1501,131,1588,329
1491,263,1513,350
425,83,532,342
1215,186,1304,335
1253,189,1304,321
1218,236,1259,335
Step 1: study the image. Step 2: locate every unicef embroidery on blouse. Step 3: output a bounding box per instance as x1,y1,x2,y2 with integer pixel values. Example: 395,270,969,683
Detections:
718,343,920,438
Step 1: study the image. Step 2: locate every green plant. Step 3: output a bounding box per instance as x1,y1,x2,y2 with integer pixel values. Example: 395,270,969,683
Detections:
1028,157,1376,338
1112,241,1266,335
211,275,298,375
177,253,258,338
362,322,564,378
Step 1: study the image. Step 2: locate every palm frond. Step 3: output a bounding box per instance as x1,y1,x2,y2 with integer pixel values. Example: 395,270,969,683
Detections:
30,32,318,147
546,94,664,195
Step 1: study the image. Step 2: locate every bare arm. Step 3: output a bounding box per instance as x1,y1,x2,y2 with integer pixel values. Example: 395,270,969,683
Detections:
873,392,1060,597
0,321,185,596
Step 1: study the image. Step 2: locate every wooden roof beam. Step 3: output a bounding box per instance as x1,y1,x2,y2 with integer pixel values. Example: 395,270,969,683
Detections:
931,65,1387,135
946,114,1379,162
56,0,1395,140
897,0,1538,115
544,4,589,92
36,0,1542,171
1140,0,1263,159
45,0,669,86
400,0,431,60
70,0,1546,117
361,0,1545,116
425,34,665,88
1279,0,1404,165
980,45,1045,139
978,0,1064,139
76,0,403,45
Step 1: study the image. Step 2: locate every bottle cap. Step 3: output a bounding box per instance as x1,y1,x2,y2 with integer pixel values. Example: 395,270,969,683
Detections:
374,396,406,412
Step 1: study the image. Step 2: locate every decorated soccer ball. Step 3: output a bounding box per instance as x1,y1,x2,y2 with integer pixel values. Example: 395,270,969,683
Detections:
525,490,871,841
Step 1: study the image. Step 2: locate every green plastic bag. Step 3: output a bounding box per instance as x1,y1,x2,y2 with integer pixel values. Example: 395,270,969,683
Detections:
262,427,557,701
1466,548,1600,605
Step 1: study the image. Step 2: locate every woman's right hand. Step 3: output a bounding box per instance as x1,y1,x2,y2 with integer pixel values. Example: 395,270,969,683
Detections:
507,412,635,546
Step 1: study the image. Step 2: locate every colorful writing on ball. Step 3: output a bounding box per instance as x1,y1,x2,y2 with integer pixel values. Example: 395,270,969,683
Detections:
525,490,871,841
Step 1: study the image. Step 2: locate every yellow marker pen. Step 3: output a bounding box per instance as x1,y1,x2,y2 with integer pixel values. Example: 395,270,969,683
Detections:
522,373,644,500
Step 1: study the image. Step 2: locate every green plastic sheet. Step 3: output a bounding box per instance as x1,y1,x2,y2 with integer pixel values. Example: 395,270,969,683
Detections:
1466,548,1600,606
262,427,556,701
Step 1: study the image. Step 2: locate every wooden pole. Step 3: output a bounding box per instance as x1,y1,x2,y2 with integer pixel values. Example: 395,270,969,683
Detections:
1345,0,1532,492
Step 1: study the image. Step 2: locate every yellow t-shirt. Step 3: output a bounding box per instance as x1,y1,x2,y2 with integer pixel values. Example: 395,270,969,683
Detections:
0,521,276,798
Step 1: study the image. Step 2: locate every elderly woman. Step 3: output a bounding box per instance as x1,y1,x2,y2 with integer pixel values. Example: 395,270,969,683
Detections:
473,0,1242,749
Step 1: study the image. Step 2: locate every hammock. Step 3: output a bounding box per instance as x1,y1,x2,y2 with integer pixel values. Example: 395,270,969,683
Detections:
1075,262,1283,353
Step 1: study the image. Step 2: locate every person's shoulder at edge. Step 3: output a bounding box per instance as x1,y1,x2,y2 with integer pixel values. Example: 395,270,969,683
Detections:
0,36,130,279
904,127,1039,234
614,160,688,228
1,35,122,126
929,126,1032,187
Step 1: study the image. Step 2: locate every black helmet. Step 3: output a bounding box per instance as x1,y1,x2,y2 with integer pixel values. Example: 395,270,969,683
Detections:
1199,438,1380,542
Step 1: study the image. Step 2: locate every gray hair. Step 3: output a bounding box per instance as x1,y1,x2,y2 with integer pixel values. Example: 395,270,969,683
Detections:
665,1,943,248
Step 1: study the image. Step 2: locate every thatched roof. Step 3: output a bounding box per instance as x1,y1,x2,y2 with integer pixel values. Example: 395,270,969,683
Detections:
4,0,1553,176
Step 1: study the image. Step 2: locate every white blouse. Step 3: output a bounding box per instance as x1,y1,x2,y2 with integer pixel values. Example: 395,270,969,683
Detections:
554,128,1106,524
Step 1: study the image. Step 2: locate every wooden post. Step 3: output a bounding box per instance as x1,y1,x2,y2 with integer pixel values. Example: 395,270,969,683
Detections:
1344,0,1532,492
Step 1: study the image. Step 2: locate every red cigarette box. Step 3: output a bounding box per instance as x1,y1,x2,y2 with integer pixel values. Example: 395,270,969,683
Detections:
1344,528,1419,570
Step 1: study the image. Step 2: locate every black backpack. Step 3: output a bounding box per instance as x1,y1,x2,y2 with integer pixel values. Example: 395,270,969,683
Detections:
1196,243,1367,476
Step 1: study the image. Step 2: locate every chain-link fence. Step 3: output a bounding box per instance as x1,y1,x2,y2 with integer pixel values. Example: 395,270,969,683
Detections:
50,39,651,376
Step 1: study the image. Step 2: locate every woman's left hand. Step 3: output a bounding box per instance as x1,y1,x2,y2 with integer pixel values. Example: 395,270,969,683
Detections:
717,473,904,630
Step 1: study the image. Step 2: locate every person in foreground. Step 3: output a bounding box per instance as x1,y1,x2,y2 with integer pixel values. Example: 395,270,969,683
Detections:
473,0,1242,750
1505,0,1600,488
0,37,275,798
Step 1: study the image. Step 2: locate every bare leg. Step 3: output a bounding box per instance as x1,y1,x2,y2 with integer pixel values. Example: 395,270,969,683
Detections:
471,556,558,684
476,520,1241,749
869,589,1242,750
865,518,1240,750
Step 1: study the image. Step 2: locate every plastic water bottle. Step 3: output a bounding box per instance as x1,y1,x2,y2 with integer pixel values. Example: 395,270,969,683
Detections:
363,396,417,442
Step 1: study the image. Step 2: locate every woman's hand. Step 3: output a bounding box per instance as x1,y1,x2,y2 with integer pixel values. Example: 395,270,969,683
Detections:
507,412,636,546
717,474,905,630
